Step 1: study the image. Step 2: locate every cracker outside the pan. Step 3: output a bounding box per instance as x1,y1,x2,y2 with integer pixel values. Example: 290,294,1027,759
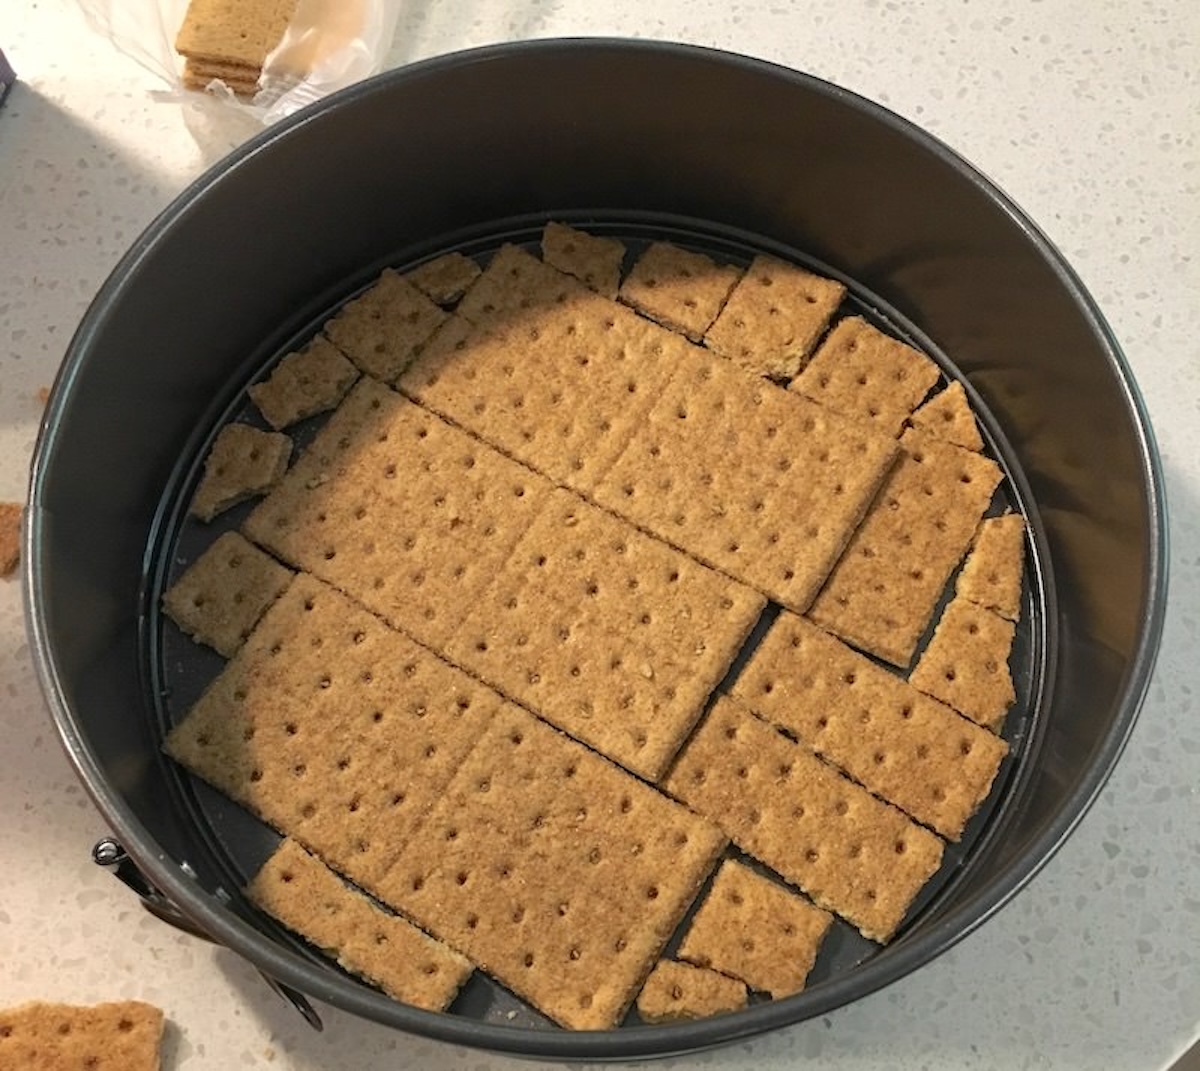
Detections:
0,1000,164,1071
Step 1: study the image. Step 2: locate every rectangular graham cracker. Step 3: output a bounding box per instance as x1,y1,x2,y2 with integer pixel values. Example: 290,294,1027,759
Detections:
162,530,293,657
445,488,765,781
175,0,298,65
663,696,943,942
322,269,448,383
618,241,742,341
165,573,507,890
376,705,728,1030
0,1000,163,1070
248,334,359,430
0,501,20,577
595,347,900,612
403,252,482,306
248,838,473,1010
909,380,984,452
635,960,748,1022
807,427,1004,666
908,595,1017,731
541,221,626,299
676,860,832,998
790,316,941,437
190,422,293,523
704,255,846,381
243,378,550,650
732,612,1009,840
956,512,1026,620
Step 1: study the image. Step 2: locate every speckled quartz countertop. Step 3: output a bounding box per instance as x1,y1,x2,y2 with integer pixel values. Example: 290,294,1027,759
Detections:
1,2,1197,1069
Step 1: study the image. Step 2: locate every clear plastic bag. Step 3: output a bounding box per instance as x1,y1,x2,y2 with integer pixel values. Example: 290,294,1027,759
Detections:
78,0,402,123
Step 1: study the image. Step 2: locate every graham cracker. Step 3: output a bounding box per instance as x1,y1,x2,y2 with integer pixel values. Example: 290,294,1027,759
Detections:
0,501,20,577
704,255,846,380
0,1000,163,1071
732,612,1009,840
182,58,261,94
807,427,1003,666
541,221,626,299
957,512,1026,620
190,422,292,523
403,252,482,306
454,242,590,325
248,838,473,1011
909,595,1017,732
909,379,984,452
243,378,549,650
618,241,741,341
663,696,943,942
790,316,941,436
322,269,448,383
175,0,298,65
676,860,832,998
635,960,748,1023
446,488,765,781
162,530,293,658
248,334,359,430
376,704,728,1030
595,348,900,612
166,573,506,890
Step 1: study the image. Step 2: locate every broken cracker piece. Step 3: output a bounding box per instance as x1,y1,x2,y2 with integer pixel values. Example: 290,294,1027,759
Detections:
541,221,626,300
909,380,984,452
957,512,1026,621
0,501,21,578
636,959,748,1022
248,335,359,430
619,241,741,341
0,1000,163,1070
404,252,483,306
190,423,292,522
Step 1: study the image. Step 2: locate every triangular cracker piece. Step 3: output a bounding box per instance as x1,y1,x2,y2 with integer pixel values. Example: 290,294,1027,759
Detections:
909,380,984,451
636,960,748,1022
190,423,292,522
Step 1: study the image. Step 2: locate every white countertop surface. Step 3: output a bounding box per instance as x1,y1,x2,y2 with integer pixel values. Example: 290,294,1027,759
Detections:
2,2,1197,1068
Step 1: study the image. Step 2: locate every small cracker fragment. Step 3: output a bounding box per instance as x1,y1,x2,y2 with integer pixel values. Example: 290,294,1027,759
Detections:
0,1000,163,1070
36,386,51,404
190,423,292,523
248,335,359,430
636,959,748,1022
323,269,448,383
909,596,1017,731
909,380,984,452
404,252,482,306
677,860,831,998
704,255,846,380
248,838,473,1011
957,513,1026,620
175,0,298,66
541,221,626,299
618,241,741,341
0,501,21,578
162,531,292,657
790,316,941,436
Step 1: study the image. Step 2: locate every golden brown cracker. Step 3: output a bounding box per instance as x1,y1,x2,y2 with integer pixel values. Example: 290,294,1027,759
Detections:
541,221,626,299
175,0,298,65
404,252,482,306
664,696,943,942
454,242,591,325
676,860,831,998
0,1000,163,1071
190,422,292,523
182,58,262,94
162,531,293,657
704,255,845,380
791,316,941,436
909,596,1017,731
248,838,473,1010
909,379,984,452
635,959,748,1022
248,335,359,430
618,241,741,341
0,501,21,578
377,705,727,1030
733,612,1008,840
807,427,1003,666
957,512,1026,620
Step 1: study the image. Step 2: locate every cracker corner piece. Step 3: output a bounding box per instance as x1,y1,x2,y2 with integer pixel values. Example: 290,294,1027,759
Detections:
190,423,293,523
248,335,359,430
618,241,741,341
248,839,472,1012
704,255,846,381
404,252,482,306
162,531,292,657
323,268,448,383
909,380,984,452
0,999,164,1070
541,221,626,300
957,512,1026,621
0,500,21,578
909,595,1017,731
677,860,832,999
636,959,748,1023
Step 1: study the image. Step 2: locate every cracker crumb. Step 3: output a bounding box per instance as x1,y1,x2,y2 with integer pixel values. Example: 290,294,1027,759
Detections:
0,501,21,578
